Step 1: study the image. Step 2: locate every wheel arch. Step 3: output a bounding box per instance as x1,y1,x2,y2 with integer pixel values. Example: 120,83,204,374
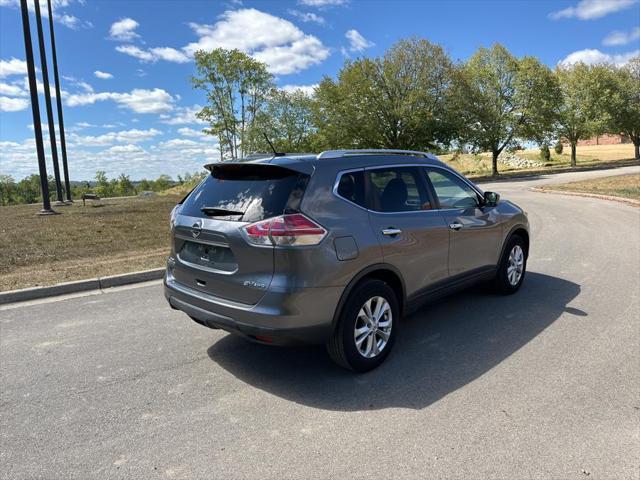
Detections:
501,224,530,261
332,264,406,329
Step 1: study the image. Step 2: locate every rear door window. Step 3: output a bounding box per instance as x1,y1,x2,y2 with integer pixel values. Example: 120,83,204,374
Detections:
366,167,432,212
180,165,308,222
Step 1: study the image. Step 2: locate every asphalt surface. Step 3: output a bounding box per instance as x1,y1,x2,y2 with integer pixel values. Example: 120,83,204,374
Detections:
1,166,639,480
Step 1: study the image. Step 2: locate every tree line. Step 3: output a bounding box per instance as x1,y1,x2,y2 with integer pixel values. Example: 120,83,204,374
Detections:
0,171,206,206
192,39,639,176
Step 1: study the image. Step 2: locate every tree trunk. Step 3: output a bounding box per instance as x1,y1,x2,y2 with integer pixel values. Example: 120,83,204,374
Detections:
492,150,499,177
570,142,577,167
634,140,639,160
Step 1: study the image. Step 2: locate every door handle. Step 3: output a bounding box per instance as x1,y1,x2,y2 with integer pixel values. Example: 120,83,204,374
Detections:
449,222,463,231
382,228,402,236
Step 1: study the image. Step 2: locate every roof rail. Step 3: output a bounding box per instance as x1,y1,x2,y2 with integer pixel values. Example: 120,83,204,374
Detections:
317,149,433,160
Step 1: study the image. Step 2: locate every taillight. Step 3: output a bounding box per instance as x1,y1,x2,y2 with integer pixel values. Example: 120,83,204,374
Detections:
242,213,327,246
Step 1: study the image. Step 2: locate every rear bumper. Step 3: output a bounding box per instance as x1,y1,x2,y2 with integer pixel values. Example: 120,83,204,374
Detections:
164,268,342,345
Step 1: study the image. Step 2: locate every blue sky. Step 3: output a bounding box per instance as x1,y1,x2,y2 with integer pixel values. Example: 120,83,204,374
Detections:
1,0,639,181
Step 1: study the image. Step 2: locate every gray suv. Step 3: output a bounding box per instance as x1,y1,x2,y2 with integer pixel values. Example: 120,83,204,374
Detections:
164,150,529,372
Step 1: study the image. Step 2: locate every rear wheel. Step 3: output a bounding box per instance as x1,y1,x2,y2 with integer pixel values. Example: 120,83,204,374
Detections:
327,279,399,372
493,235,527,294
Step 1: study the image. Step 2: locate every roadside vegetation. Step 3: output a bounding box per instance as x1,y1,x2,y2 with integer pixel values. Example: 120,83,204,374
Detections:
0,195,181,291
539,174,640,201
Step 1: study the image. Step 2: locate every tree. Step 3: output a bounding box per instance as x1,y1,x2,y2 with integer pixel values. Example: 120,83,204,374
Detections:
452,45,560,176
315,38,455,151
117,174,136,196
15,174,42,204
607,57,640,160
192,48,274,160
94,171,115,198
248,88,320,153
554,63,614,166
0,175,15,206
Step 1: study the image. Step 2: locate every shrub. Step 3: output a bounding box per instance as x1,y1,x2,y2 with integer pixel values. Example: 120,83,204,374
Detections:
554,140,563,155
539,144,551,162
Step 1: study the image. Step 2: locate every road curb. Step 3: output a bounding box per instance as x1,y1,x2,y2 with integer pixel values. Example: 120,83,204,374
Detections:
0,268,165,305
531,187,640,207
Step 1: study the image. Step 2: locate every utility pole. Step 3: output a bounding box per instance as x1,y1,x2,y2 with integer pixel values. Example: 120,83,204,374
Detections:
34,0,65,206
46,0,72,202
19,0,55,215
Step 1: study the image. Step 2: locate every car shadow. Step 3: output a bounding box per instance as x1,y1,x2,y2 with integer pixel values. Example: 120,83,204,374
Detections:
206,272,581,411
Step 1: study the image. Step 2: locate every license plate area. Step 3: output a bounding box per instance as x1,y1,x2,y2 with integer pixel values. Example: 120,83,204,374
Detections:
178,241,237,273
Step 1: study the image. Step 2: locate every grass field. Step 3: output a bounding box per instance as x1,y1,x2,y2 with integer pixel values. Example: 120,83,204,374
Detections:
0,195,181,292
539,173,640,201
0,144,637,291
440,143,637,178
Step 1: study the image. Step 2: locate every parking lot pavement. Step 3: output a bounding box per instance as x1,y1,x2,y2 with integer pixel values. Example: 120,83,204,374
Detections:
1,172,639,479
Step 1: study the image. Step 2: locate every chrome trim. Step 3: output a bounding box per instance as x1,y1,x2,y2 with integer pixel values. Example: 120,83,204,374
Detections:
332,163,485,215
175,254,238,275
175,233,229,248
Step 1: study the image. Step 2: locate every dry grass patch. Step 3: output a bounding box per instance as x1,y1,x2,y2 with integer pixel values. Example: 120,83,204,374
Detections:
539,174,640,201
440,143,636,178
0,195,181,291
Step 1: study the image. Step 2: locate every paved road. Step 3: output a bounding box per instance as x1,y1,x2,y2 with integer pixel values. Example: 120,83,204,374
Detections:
1,166,639,480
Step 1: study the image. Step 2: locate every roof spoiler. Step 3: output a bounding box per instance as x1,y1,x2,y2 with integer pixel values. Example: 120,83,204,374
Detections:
204,162,303,180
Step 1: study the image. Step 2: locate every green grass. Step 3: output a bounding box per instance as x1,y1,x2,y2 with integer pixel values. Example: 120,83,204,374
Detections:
0,195,181,291
539,174,640,201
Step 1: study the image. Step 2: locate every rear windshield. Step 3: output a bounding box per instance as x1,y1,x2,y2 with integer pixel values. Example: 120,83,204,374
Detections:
180,166,308,222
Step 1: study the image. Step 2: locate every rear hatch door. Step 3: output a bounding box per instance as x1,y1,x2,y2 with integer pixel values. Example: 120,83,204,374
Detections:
171,162,308,305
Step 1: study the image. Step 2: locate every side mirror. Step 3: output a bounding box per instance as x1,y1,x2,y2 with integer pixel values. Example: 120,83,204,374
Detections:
483,191,500,207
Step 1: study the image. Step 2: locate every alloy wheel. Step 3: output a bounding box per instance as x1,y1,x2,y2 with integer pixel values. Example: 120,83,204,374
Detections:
353,296,393,358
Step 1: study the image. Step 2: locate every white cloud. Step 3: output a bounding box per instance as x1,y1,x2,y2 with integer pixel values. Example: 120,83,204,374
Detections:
0,81,27,97
558,48,640,66
109,17,140,41
184,8,330,74
160,104,206,125
69,128,162,147
94,70,113,79
65,87,175,114
177,127,217,141
115,45,154,62
287,9,326,24
297,0,348,6
55,13,92,29
105,144,147,154
0,96,29,112
345,29,374,52
116,45,190,63
603,27,640,46
550,0,638,20
280,83,318,95
0,134,219,180
0,0,90,28
0,58,27,78
149,47,190,63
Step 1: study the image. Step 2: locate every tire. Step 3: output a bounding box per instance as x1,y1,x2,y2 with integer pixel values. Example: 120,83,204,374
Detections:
327,279,399,372
493,234,527,295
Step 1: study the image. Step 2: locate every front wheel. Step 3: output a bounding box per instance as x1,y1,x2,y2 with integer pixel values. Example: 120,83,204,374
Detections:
327,279,399,372
493,235,527,294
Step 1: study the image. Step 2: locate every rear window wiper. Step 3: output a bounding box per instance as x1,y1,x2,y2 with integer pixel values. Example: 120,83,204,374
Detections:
201,207,245,216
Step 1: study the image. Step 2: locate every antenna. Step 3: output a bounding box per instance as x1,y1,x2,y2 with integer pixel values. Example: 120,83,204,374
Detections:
263,133,285,157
